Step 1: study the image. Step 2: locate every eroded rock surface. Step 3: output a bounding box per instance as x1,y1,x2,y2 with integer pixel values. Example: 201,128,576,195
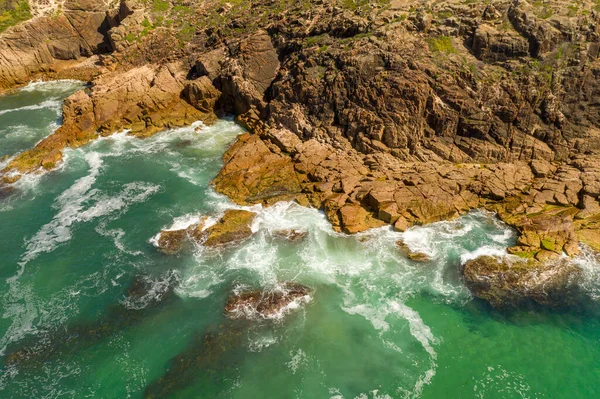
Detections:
1,63,214,182
463,255,583,308
1,0,599,308
224,282,312,320
153,210,256,252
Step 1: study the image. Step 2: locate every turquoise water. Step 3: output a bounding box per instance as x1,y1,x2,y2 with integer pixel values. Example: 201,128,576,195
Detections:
1,81,600,398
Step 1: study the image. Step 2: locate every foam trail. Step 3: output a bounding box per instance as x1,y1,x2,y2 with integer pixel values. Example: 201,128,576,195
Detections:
18,79,84,92
0,98,63,116
573,246,600,301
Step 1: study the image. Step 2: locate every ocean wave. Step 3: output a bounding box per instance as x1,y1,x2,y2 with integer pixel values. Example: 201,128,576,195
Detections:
18,79,85,93
0,98,63,117
19,151,160,266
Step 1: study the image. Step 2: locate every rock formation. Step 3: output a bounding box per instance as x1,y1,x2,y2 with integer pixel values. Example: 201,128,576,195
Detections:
463,255,583,308
224,282,312,320
153,210,256,253
1,0,600,308
1,62,217,182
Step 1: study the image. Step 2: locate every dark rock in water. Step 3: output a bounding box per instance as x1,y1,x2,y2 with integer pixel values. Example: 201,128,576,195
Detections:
144,323,246,399
144,281,311,398
175,139,193,148
272,229,308,242
0,183,15,199
5,273,179,368
155,229,189,254
396,240,431,263
225,282,311,320
462,255,583,308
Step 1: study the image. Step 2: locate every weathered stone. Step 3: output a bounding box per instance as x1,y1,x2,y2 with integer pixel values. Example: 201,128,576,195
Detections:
183,76,221,113
396,240,430,263
224,282,311,320
463,255,583,308
156,230,188,255
201,210,256,247
338,204,386,234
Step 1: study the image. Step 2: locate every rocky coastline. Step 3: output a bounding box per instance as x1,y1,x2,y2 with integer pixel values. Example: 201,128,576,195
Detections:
1,0,599,308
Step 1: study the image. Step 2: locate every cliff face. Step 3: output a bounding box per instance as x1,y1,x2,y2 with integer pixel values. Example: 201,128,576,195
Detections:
0,0,599,307
0,0,126,91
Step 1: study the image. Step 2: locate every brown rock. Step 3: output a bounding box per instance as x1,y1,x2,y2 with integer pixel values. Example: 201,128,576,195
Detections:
463,255,583,308
338,204,386,234
183,76,221,113
156,230,188,255
201,210,256,247
224,282,311,320
396,240,430,262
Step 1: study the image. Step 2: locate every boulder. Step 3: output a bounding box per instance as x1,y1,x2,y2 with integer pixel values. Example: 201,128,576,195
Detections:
155,230,188,255
338,204,386,234
396,240,431,262
463,255,583,308
201,210,256,247
182,76,221,113
471,24,530,61
224,282,311,320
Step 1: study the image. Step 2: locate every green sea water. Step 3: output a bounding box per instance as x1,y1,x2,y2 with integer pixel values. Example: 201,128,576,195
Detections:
1,81,600,399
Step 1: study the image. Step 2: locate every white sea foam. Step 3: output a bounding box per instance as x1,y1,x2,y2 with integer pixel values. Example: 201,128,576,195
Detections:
19,151,159,267
572,246,600,301
18,79,85,93
121,270,179,310
0,98,63,116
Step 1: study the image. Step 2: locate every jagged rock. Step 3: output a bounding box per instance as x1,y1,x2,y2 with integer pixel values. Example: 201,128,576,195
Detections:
463,255,583,308
217,29,280,115
472,24,530,61
183,76,221,113
0,0,120,91
396,240,430,262
224,282,311,320
212,133,303,205
2,63,214,181
201,210,256,247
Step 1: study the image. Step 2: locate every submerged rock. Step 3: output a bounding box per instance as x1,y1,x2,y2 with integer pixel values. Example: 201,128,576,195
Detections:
271,229,309,242
155,229,189,254
224,282,311,320
462,255,583,308
396,240,431,263
5,273,179,368
143,323,246,399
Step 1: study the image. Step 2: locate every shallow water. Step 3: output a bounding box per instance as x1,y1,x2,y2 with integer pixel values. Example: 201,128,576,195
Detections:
1,81,600,398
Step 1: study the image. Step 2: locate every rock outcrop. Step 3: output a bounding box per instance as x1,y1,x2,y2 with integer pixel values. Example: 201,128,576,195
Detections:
224,282,311,320
463,255,583,308
1,63,215,182
1,0,599,308
201,210,256,247
153,210,256,253
0,0,125,91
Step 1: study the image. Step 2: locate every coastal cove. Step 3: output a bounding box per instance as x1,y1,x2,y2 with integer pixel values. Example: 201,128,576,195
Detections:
1,81,600,399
